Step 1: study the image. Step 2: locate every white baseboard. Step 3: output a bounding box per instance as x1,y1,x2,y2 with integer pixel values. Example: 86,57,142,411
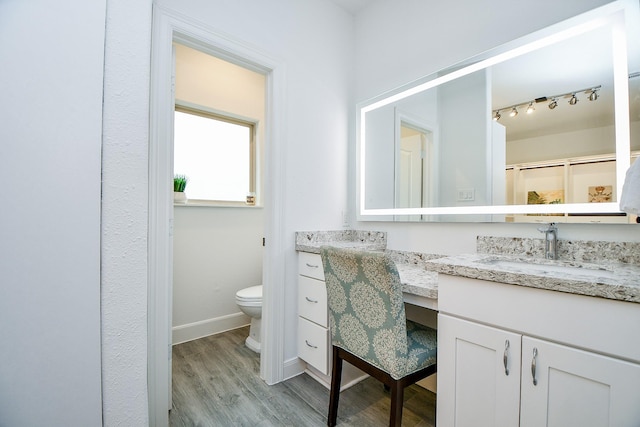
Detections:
172,312,250,345
282,357,306,381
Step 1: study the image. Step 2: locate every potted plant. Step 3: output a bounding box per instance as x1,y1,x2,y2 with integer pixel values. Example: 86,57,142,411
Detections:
174,174,188,204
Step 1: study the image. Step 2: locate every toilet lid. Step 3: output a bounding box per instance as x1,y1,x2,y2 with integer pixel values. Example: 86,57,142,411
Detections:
236,285,262,301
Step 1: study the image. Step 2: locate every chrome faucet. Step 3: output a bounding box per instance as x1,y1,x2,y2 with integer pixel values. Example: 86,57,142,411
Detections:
537,223,558,260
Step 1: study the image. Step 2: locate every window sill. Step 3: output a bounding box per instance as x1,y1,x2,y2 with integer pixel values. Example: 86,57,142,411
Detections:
174,200,262,208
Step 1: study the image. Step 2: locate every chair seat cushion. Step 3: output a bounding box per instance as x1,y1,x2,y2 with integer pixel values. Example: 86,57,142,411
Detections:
404,320,437,376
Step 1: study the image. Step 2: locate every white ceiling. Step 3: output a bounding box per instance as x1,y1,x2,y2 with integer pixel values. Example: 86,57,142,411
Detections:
328,0,376,14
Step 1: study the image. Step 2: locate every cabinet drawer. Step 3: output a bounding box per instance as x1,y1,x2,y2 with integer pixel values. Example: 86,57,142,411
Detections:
298,275,328,327
298,316,330,375
298,252,325,280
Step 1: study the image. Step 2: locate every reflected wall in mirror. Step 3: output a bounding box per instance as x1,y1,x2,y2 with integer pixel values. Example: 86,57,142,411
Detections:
358,0,640,223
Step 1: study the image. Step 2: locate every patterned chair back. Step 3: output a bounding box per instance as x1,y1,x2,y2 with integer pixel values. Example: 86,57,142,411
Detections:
320,246,410,379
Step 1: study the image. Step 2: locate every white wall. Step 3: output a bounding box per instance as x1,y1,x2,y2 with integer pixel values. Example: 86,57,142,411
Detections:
364,104,396,209
173,207,263,343
353,0,621,100
101,0,153,425
353,0,640,254
0,1,105,425
508,121,640,164
438,71,491,210
173,44,265,343
508,125,615,164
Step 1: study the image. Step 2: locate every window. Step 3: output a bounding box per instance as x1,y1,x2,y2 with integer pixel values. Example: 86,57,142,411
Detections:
174,105,256,204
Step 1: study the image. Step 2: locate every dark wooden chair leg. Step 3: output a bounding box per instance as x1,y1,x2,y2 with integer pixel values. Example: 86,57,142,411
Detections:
328,346,343,427
389,381,404,427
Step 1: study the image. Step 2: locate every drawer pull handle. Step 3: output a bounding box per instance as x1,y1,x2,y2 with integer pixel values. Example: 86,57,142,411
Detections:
305,296,318,303
305,340,318,349
531,347,538,386
503,340,510,376
306,263,319,268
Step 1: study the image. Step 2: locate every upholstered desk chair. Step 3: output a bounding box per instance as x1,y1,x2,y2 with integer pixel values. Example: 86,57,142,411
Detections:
320,247,437,427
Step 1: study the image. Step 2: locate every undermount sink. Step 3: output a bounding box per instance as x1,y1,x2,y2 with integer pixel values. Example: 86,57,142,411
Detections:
483,258,616,279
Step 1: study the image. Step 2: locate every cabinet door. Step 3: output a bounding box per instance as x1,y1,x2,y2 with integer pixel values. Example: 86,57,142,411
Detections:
521,337,640,427
438,315,522,427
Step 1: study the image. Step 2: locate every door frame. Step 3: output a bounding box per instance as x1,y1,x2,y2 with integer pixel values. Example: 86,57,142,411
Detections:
148,5,286,426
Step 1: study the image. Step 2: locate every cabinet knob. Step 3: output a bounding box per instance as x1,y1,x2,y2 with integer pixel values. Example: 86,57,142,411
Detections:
305,296,318,303
305,340,318,349
306,263,319,268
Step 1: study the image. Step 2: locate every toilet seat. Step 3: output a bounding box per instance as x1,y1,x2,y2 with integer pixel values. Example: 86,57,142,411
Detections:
236,285,262,306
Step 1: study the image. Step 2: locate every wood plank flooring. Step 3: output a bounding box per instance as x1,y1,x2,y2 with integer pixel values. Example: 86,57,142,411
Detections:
170,326,436,426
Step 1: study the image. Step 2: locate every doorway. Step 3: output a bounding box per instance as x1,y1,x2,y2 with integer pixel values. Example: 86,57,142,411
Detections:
171,43,266,346
394,109,438,221
149,7,287,426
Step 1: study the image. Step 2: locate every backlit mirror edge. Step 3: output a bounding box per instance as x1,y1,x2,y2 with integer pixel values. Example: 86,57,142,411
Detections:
357,0,637,222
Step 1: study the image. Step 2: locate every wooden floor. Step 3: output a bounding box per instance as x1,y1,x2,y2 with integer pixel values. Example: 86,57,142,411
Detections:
170,326,436,426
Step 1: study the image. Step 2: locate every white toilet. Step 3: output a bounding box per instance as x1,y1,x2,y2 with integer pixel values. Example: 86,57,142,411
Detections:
235,285,262,353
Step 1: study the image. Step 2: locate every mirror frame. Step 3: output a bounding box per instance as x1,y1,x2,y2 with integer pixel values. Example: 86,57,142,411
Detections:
357,0,638,221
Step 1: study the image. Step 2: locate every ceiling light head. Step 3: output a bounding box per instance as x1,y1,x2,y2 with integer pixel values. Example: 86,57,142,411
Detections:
493,110,501,121
588,89,599,101
548,98,558,109
509,107,518,117
526,102,535,114
569,93,578,105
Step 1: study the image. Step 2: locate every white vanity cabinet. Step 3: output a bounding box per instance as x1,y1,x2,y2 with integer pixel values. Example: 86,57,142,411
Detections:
438,315,522,426
437,274,640,427
296,250,368,386
297,252,330,375
520,336,640,427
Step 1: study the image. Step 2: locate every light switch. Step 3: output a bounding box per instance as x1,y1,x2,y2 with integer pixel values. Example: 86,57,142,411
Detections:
457,188,475,201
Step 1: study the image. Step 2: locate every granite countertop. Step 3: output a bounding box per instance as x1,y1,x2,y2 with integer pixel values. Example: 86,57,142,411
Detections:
426,254,640,304
396,264,438,300
295,230,387,254
296,240,386,254
296,231,640,305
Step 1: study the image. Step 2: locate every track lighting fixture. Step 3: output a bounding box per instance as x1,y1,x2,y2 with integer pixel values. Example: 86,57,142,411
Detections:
526,102,535,114
491,84,601,120
568,93,578,105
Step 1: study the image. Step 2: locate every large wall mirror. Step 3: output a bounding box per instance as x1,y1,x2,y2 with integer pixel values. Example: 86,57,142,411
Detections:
357,0,640,223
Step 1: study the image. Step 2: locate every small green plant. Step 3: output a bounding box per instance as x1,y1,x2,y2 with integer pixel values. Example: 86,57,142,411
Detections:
174,174,188,192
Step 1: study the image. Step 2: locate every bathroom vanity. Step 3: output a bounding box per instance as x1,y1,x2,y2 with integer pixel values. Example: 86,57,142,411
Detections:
296,231,640,424
428,239,640,426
